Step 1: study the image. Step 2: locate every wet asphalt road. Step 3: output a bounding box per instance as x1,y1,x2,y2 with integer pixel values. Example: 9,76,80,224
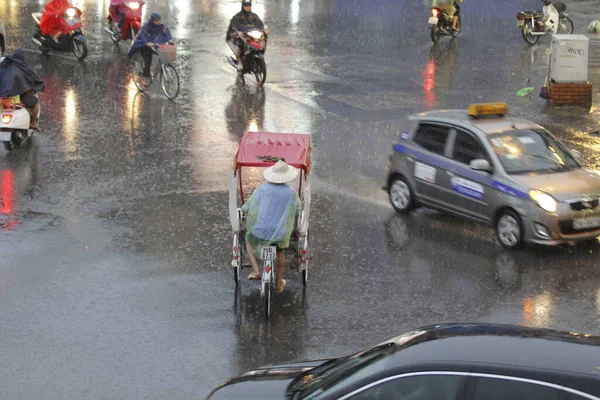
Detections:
2,0,600,398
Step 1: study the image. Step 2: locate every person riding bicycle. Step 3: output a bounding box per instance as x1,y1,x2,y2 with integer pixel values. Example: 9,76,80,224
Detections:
242,160,300,293
226,0,265,71
128,13,173,88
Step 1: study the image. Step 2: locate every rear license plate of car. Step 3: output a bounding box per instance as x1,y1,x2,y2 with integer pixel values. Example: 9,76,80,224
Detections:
428,17,438,25
517,20,524,26
0,131,11,142
260,246,277,260
573,216,600,230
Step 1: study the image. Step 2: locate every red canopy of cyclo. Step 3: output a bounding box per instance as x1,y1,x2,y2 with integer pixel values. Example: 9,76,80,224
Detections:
234,131,311,174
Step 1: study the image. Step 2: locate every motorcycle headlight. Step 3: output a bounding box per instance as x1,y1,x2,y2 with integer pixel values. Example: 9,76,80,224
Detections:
248,30,263,40
529,190,557,213
128,2,140,10
66,8,77,18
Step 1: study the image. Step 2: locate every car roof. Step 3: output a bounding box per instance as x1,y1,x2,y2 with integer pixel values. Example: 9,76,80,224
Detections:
409,109,542,136
384,323,600,379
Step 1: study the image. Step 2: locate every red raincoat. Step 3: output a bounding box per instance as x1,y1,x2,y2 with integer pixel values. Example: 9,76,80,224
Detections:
40,0,82,36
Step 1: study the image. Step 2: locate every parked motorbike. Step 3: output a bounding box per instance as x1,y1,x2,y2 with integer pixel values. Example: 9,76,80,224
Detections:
429,7,461,44
31,9,88,60
104,1,145,44
516,2,573,45
0,97,41,151
228,29,267,86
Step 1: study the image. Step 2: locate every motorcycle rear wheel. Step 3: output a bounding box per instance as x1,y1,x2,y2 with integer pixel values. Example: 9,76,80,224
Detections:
521,25,539,45
430,25,442,44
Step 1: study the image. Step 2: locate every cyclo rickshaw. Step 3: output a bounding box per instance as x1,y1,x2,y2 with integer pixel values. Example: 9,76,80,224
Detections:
228,131,311,319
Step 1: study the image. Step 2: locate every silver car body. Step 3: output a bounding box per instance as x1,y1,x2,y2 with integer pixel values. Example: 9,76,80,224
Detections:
386,109,600,246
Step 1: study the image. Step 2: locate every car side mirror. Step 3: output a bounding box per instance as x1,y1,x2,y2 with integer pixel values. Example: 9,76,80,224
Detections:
571,149,583,163
470,159,492,173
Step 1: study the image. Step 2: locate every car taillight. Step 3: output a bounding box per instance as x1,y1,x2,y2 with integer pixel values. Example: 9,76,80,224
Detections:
1,115,12,124
432,9,439,17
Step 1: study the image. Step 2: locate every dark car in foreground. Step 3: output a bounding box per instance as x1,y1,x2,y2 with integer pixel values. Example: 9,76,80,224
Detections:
207,323,600,399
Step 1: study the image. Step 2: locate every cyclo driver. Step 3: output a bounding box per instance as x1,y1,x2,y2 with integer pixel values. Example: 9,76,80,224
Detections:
226,0,265,71
242,160,300,293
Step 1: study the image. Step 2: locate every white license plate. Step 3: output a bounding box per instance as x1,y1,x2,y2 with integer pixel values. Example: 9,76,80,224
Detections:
517,20,524,26
0,131,11,142
573,216,600,230
260,246,277,260
428,17,438,25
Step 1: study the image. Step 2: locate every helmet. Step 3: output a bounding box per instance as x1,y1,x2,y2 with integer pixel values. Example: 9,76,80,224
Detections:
542,0,552,5
150,12,161,21
242,1,252,6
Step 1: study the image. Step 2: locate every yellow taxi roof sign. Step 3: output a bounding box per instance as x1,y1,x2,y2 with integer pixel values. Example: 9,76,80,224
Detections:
468,102,508,118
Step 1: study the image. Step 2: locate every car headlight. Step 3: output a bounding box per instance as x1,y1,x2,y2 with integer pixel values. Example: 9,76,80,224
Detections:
529,190,557,213
66,8,77,18
128,2,140,10
248,30,263,40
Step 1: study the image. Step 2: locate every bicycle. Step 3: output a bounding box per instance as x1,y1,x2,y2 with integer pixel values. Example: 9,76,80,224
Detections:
131,43,180,100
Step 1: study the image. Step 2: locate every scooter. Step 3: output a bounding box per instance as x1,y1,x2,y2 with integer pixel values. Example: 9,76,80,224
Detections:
516,2,573,45
0,98,40,152
227,29,268,86
105,1,145,44
429,7,461,44
31,9,88,60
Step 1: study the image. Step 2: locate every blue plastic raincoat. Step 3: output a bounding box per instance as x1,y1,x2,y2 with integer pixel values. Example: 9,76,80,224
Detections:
128,20,173,57
242,183,300,256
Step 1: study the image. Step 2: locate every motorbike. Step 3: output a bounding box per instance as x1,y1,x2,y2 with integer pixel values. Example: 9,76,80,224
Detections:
104,1,145,44
228,29,268,86
0,97,41,151
516,2,573,45
31,8,88,60
429,7,461,44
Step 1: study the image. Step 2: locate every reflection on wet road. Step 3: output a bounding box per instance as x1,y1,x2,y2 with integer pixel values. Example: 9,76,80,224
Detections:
1,0,600,398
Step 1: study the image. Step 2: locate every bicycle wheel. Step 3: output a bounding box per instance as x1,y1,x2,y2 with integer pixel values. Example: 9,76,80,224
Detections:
160,63,180,100
131,57,147,92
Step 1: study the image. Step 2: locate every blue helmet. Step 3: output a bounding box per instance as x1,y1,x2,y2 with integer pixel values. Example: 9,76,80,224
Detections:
150,13,161,21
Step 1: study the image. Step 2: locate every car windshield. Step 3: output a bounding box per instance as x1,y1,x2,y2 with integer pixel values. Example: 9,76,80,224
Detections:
288,330,427,399
488,129,581,174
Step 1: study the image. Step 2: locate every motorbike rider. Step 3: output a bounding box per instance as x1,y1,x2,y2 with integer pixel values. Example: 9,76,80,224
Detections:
128,13,173,88
538,0,559,34
40,0,81,43
0,49,43,131
226,0,265,71
109,0,127,32
452,0,464,32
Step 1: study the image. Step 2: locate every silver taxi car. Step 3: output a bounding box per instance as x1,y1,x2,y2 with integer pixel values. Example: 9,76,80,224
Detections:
385,102,600,249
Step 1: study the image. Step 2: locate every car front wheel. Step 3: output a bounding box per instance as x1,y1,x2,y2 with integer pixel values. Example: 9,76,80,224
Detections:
497,210,523,250
389,176,414,213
